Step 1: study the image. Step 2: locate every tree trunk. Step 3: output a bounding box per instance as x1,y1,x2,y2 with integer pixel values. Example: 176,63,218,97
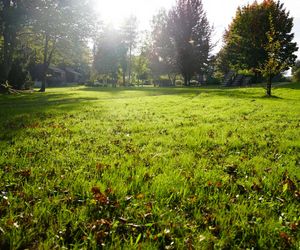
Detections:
128,44,132,85
40,34,56,92
183,73,188,86
2,0,15,83
184,73,191,86
3,28,13,81
40,34,49,92
168,73,177,86
122,68,126,86
266,75,272,96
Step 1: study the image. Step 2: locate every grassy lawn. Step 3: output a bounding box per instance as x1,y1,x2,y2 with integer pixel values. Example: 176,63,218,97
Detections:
0,84,299,249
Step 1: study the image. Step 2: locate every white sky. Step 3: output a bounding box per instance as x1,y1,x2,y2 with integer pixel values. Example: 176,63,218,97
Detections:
95,0,300,58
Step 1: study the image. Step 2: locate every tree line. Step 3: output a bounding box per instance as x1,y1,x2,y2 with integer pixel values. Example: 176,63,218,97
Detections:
0,0,298,95
0,0,95,92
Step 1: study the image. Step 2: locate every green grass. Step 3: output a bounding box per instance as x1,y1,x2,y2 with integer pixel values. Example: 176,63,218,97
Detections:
0,84,299,249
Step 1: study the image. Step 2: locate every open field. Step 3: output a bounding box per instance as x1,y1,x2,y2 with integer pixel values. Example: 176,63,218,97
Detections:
0,84,299,249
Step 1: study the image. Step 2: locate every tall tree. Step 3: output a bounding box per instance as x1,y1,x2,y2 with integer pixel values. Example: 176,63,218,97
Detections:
260,15,297,96
93,25,120,86
0,0,27,85
150,9,178,85
120,16,138,85
29,0,95,92
168,0,212,85
220,0,298,81
133,44,150,85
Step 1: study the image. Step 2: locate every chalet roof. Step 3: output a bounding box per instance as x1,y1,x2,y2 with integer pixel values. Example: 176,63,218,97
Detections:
65,67,82,76
49,66,65,74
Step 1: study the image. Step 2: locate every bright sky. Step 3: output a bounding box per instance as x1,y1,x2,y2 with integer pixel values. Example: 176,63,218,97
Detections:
95,0,300,57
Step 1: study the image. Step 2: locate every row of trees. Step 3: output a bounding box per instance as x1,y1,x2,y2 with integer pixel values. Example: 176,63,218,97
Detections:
92,0,298,95
0,0,298,94
93,0,213,87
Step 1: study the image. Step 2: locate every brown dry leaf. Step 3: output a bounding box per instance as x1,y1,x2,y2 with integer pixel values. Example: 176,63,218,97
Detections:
279,231,292,245
15,169,31,178
91,187,101,195
26,153,34,158
145,202,153,212
215,182,222,188
189,196,197,203
96,163,109,172
136,194,144,199
207,181,213,187
91,187,109,205
251,183,262,192
143,173,151,181
282,178,297,193
237,184,247,195
94,193,109,205
105,187,113,195
96,219,112,227
290,222,299,231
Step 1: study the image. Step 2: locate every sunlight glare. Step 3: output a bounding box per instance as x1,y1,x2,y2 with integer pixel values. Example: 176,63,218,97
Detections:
94,0,175,28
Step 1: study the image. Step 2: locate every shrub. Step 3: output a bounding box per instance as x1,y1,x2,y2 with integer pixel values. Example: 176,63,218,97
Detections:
206,76,220,85
293,68,300,82
24,80,34,90
190,80,199,86
8,62,27,89
175,80,183,86
157,79,173,87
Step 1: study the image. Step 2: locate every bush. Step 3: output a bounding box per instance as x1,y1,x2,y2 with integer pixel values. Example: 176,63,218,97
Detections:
175,80,183,86
8,62,27,89
156,79,173,87
293,68,300,82
206,77,220,85
237,69,255,77
190,80,199,86
24,80,34,90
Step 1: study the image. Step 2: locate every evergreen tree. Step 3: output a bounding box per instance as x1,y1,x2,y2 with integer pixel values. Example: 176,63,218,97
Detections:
168,0,212,85
150,9,178,85
120,16,138,86
93,26,120,86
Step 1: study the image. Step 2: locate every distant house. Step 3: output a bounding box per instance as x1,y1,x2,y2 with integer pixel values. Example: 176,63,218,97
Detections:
31,64,82,87
47,66,66,85
65,67,82,83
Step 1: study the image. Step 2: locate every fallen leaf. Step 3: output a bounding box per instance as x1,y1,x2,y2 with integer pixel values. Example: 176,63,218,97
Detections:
136,194,144,199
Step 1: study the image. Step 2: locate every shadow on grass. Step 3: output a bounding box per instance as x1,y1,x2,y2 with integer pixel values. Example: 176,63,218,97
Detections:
81,86,204,96
0,92,100,138
81,85,265,99
81,84,297,100
272,82,300,90
1,83,297,130
261,95,284,99
0,92,98,110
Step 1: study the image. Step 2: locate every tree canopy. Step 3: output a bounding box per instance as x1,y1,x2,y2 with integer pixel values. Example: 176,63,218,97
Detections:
0,0,96,92
0,0,298,93
219,0,298,81
168,0,212,85
149,0,212,86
